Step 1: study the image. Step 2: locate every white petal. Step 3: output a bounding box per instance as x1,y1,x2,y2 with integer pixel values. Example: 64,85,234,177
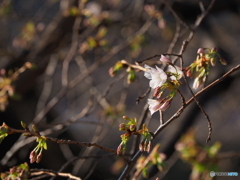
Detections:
148,99,161,115
144,64,154,79
149,79,160,89
144,71,152,79
144,65,167,88
144,64,152,69
148,99,158,107
167,65,183,80
155,66,164,73
193,78,200,89
149,108,156,115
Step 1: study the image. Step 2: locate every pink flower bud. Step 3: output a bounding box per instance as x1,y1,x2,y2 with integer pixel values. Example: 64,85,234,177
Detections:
159,99,171,111
159,153,166,161
10,166,17,173
119,123,125,131
148,99,164,115
159,55,171,64
197,48,204,54
129,124,136,131
117,144,123,155
186,69,192,77
147,98,171,115
36,153,43,163
153,86,161,97
211,47,217,53
29,150,37,163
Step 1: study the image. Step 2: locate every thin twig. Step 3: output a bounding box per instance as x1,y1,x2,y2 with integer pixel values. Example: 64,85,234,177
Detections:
3,123,129,162
31,169,81,180
177,89,186,106
159,110,163,125
136,87,151,104
137,53,181,64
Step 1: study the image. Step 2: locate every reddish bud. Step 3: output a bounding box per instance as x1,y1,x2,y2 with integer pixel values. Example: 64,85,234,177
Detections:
119,123,126,131
186,69,192,77
29,150,37,163
36,153,42,163
129,124,136,131
117,144,123,155
153,87,161,97
159,99,171,111
122,116,130,121
211,47,217,53
10,166,17,173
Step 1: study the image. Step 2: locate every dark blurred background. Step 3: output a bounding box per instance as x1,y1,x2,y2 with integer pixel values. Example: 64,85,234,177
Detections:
0,0,240,179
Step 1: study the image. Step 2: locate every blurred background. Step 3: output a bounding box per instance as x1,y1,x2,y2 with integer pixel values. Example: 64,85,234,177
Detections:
0,0,240,179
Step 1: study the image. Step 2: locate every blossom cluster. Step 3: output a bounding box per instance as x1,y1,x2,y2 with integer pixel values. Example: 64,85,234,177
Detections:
144,55,183,115
185,47,227,90
117,116,153,154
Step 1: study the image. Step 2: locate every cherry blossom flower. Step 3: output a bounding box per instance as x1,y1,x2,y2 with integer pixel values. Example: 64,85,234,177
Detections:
167,65,183,80
147,99,171,115
144,64,167,89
